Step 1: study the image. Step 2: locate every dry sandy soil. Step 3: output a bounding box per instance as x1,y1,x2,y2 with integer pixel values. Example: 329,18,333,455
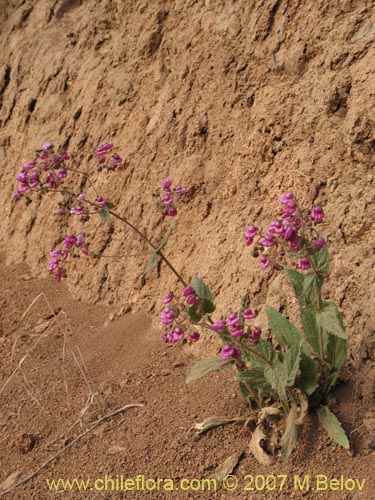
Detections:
0,0,375,498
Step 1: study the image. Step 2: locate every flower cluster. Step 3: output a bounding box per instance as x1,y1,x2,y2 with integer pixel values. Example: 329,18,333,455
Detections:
95,142,123,172
48,233,89,282
13,142,70,200
160,293,200,344
161,180,187,217
244,192,326,270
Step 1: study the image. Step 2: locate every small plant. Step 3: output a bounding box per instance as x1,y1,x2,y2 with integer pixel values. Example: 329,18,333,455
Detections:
160,193,348,462
13,142,349,462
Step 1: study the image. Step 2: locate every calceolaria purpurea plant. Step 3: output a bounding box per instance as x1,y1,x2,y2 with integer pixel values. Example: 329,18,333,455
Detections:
160,192,349,462
14,142,349,462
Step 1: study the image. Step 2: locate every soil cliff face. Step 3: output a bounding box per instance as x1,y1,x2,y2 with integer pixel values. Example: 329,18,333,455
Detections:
1,0,375,350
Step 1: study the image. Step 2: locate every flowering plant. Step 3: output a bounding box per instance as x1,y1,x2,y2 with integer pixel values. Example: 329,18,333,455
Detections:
161,193,348,462
13,142,349,462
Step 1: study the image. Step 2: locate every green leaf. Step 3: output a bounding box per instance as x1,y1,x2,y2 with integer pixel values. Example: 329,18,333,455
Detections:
281,408,299,462
317,300,346,340
98,205,111,221
300,305,322,356
236,368,272,392
303,272,323,307
284,267,305,303
311,246,330,275
325,334,346,371
250,340,277,368
156,222,176,252
266,307,307,353
317,406,349,449
264,359,288,403
285,341,302,387
141,224,176,284
60,189,69,200
297,353,319,395
186,358,232,384
201,299,216,315
188,304,202,323
191,276,214,302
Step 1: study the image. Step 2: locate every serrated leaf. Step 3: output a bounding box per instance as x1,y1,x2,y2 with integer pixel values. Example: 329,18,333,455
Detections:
285,341,302,386
236,368,272,392
303,272,323,307
311,246,330,275
317,300,346,339
297,353,319,395
188,305,201,323
264,359,288,403
250,340,277,368
284,267,305,303
98,204,111,221
266,307,307,353
214,451,244,482
281,408,299,462
249,424,275,465
317,406,349,449
326,334,346,371
300,305,321,356
186,358,232,384
191,276,214,302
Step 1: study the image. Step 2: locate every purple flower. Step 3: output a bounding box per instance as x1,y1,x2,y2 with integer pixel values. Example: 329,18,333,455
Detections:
63,234,76,249
174,186,187,195
96,196,107,206
250,328,262,343
260,255,270,269
163,179,173,189
54,268,64,282
183,286,194,297
311,205,325,223
160,307,175,325
187,293,197,305
70,206,84,215
226,313,240,327
163,292,174,304
57,168,67,179
260,234,275,248
243,308,256,320
298,257,311,270
164,195,173,205
50,250,60,257
268,220,284,235
42,141,54,150
279,192,294,204
221,344,241,361
48,258,59,272
77,194,85,202
283,225,294,241
76,234,85,246
112,153,122,164
60,152,70,161
210,320,227,331
231,327,244,338
167,207,177,217
314,236,326,249
55,207,66,215
244,225,258,246
288,234,301,251
189,332,200,343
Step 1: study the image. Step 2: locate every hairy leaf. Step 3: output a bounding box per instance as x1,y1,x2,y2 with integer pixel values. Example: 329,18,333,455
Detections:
317,300,346,339
303,273,323,307
317,406,349,449
250,340,277,368
98,204,111,221
264,359,288,403
236,368,272,392
266,307,307,353
326,334,346,371
285,341,303,387
300,305,321,356
297,353,319,395
186,358,231,384
284,267,305,303
191,276,214,302
311,246,330,275
281,408,300,462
